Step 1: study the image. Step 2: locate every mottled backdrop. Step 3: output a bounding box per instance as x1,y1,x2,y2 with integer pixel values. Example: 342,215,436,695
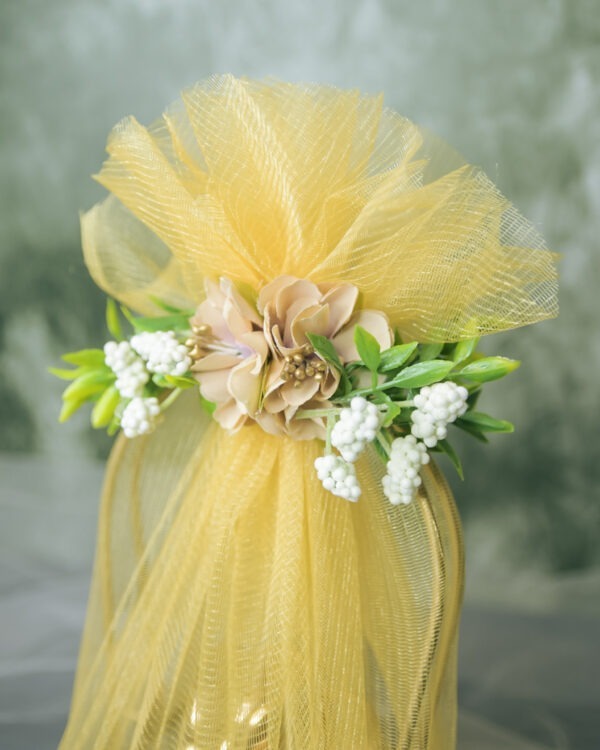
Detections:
1,1,598,748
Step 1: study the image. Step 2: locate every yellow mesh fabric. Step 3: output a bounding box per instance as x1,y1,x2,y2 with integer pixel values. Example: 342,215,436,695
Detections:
61,393,463,749
83,75,557,340
61,75,558,749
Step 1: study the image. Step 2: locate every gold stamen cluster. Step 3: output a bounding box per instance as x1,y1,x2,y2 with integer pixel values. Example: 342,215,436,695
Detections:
186,323,213,361
280,343,328,388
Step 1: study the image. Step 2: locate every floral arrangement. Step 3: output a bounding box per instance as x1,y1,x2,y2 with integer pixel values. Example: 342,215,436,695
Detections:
52,274,518,506
54,78,560,750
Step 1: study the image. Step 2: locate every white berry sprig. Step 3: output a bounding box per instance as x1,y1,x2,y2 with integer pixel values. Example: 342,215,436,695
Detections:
331,396,381,461
382,435,430,505
410,382,469,448
300,325,520,507
51,297,199,437
314,454,361,501
130,330,192,377
120,396,161,438
53,289,521,486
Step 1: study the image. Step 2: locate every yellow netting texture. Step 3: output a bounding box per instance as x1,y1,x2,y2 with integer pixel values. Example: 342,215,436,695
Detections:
61,394,463,750
82,75,557,339
60,75,558,749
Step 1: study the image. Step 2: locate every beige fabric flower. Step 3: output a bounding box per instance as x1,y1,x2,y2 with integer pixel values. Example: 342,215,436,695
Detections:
256,276,393,439
189,278,268,431
189,275,392,439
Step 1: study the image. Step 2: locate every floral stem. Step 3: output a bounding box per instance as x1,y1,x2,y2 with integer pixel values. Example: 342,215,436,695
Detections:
295,407,341,420
160,387,182,412
325,414,334,454
376,429,392,458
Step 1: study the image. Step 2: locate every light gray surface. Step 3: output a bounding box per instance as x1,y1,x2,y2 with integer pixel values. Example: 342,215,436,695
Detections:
1,0,599,747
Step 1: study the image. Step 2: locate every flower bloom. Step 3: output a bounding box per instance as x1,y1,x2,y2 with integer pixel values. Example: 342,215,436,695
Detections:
256,276,392,439
189,275,392,438
189,278,269,431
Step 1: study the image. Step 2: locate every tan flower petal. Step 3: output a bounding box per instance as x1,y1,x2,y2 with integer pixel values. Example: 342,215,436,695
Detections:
239,330,270,361
191,298,232,342
278,377,320,407
228,357,264,415
321,284,359,334
219,277,263,327
192,352,241,372
256,275,298,314
289,305,331,347
332,310,393,362
196,368,233,404
273,278,320,322
213,399,248,431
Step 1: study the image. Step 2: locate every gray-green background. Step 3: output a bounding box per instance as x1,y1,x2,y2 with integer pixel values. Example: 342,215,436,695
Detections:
1,1,598,748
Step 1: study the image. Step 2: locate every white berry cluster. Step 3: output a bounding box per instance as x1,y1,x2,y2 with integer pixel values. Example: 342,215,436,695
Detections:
130,331,192,377
104,341,149,399
410,382,469,448
382,435,430,505
331,397,381,462
314,455,361,502
120,397,161,438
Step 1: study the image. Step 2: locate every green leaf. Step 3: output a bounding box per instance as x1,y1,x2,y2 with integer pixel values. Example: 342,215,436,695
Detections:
48,366,89,381
152,374,170,388
454,419,489,443
418,342,443,361
379,342,418,372
457,356,520,383
354,325,381,372
119,305,138,329
163,374,197,389
63,370,115,402
457,411,515,433
128,314,192,333
91,385,121,428
388,359,455,389
106,298,124,340
467,387,482,409
306,333,344,372
200,395,216,415
148,296,195,316
436,439,464,480
452,337,479,363
107,416,121,436
59,399,85,423
61,349,106,367
306,333,352,396
372,437,389,462
382,401,401,427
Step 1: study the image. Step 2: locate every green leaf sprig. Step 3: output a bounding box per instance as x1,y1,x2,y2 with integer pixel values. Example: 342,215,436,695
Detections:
298,325,520,480
50,298,203,435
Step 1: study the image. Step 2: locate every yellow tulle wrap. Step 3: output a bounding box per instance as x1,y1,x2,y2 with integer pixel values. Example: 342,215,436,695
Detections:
60,75,558,749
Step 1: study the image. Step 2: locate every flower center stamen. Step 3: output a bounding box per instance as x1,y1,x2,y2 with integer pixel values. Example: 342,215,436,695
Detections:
187,324,250,360
279,343,329,388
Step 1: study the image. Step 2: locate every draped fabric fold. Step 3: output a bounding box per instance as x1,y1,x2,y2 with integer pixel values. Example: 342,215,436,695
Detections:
63,75,559,749
60,392,463,749
83,75,558,341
